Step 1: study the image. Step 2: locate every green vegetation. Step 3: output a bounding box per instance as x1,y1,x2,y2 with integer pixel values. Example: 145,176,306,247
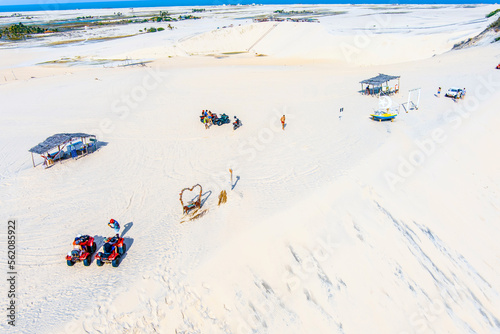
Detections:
145,26,168,33
150,11,176,22
192,8,206,13
0,22,47,40
494,36,500,42
274,9,314,14
486,9,500,18
178,15,200,20
488,16,500,30
1,10,186,43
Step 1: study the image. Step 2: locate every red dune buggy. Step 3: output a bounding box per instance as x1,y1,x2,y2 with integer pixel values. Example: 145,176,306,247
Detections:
95,236,126,267
66,235,96,266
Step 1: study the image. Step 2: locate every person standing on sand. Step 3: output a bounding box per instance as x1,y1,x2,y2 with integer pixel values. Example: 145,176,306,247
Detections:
462,88,466,99
437,87,441,97
281,115,285,130
108,219,120,238
208,111,213,127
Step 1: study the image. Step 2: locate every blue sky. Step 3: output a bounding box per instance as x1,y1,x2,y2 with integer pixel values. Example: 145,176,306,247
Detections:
0,0,123,5
0,0,118,4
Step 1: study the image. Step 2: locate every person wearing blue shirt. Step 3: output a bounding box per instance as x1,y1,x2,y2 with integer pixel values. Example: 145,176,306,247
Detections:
108,219,120,237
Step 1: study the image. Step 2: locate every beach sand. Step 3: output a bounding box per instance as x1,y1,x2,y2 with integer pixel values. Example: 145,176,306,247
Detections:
1,4,500,333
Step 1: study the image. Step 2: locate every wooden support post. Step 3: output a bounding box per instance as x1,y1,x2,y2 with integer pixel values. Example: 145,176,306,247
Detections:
31,152,35,167
81,137,85,156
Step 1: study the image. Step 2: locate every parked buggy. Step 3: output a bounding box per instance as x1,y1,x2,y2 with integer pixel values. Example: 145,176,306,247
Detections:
200,113,230,126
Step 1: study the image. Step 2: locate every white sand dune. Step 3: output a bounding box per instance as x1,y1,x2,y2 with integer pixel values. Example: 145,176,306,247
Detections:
1,4,500,334
178,20,481,65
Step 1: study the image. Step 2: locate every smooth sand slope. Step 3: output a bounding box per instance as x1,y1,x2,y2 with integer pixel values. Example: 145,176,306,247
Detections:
0,4,500,334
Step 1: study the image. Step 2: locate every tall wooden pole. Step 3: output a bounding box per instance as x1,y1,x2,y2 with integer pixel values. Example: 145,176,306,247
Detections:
31,152,35,167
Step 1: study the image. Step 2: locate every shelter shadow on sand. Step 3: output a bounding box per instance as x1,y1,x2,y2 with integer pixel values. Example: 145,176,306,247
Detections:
96,141,108,150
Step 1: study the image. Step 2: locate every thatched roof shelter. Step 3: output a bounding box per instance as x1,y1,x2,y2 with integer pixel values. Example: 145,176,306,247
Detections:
360,73,400,96
29,133,96,167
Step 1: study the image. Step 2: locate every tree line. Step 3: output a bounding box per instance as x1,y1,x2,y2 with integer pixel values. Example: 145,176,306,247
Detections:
0,22,49,40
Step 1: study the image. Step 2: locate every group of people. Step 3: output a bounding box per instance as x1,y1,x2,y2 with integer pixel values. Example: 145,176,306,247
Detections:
364,85,398,96
69,219,120,257
200,110,217,129
200,110,286,131
200,109,243,130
